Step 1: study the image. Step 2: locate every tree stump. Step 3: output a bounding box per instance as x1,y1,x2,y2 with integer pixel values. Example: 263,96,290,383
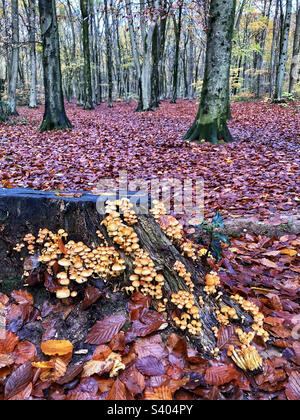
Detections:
0,188,254,356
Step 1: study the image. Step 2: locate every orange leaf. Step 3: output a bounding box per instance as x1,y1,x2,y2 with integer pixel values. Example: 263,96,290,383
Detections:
58,237,67,255
280,249,297,257
41,340,73,356
32,361,55,370
144,386,172,400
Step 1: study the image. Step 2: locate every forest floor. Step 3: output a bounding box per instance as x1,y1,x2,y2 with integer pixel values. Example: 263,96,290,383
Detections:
0,100,299,221
0,100,299,400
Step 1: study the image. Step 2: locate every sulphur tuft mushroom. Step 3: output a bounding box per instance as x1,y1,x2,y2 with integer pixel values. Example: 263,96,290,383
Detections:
56,288,71,299
228,345,263,372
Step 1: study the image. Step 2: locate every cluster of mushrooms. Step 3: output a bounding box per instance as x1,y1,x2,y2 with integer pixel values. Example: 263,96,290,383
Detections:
119,198,138,226
227,345,263,372
150,201,183,242
218,294,270,372
231,294,269,343
174,261,195,292
102,199,140,255
16,198,269,373
204,272,221,295
171,291,202,336
216,305,238,326
150,201,214,262
20,228,126,299
102,200,167,301
129,251,165,299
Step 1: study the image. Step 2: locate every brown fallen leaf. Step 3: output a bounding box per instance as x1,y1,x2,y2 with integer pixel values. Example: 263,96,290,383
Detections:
87,314,126,345
5,361,33,400
259,258,279,269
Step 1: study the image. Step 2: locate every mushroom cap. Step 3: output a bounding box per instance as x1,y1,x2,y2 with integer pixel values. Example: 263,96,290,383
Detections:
58,258,71,267
81,269,93,278
57,272,68,279
112,263,124,272
56,288,71,299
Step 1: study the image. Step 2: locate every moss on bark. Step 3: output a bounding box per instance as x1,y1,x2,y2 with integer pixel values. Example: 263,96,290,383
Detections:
184,0,236,145
184,118,234,144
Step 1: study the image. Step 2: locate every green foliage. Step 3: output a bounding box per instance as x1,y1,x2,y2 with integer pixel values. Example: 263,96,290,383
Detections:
282,92,296,102
195,212,230,262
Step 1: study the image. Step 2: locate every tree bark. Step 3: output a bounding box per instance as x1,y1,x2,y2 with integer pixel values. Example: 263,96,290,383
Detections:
80,0,94,110
0,188,254,354
269,0,280,98
151,0,168,108
274,0,293,101
104,0,113,108
126,1,143,111
170,3,183,104
184,0,236,144
255,0,272,98
38,0,72,131
289,1,300,93
24,0,38,108
188,32,195,100
8,0,19,115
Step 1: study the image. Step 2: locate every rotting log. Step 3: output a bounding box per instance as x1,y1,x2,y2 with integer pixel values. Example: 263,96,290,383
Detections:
216,216,300,238
0,188,254,355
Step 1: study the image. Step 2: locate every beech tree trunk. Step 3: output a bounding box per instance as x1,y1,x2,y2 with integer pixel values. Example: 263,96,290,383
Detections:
289,2,300,93
151,0,168,108
26,0,38,108
184,0,236,144
126,1,143,111
269,0,280,99
7,0,19,115
170,3,183,104
80,0,94,110
274,0,292,101
113,19,128,104
0,188,254,354
254,0,272,98
188,33,195,100
104,0,113,108
38,0,72,131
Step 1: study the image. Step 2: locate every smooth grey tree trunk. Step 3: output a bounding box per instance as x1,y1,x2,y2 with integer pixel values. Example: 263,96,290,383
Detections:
188,32,195,100
170,3,183,104
25,0,38,108
274,0,293,100
38,0,72,131
113,19,129,104
184,0,236,144
8,0,19,115
104,0,113,108
269,0,280,98
141,20,156,111
289,1,300,93
255,0,272,98
126,1,143,110
80,0,94,110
